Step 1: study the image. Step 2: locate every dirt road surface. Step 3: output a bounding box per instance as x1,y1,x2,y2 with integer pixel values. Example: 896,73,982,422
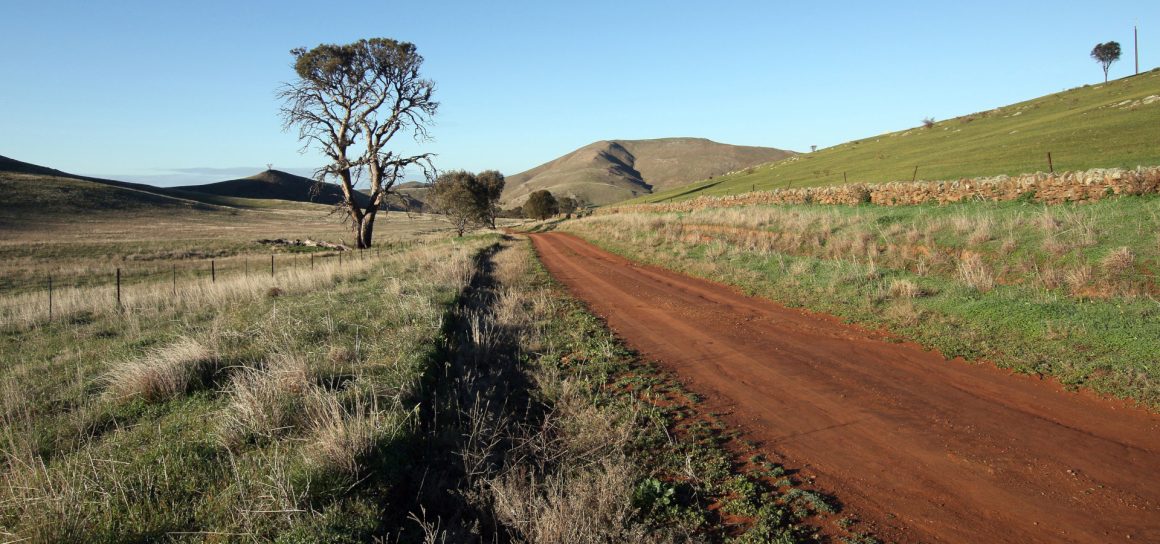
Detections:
529,231,1160,544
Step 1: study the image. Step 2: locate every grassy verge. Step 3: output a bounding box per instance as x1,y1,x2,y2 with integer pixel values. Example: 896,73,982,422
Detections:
0,237,485,541
563,196,1160,409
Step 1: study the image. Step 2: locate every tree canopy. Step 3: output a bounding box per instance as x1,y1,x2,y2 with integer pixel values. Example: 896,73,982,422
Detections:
524,190,559,220
429,170,505,236
1091,41,1122,83
280,38,437,248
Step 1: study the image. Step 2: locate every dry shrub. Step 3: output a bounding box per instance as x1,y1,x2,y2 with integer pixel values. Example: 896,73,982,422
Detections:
1039,209,1062,233
302,390,399,475
967,222,994,246
1037,264,1064,290
888,279,923,299
488,458,643,544
1065,265,1092,295
218,353,311,446
704,241,728,260
1042,235,1068,255
886,300,922,326
956,252,994,292
788,259,813,278
1059,208,1099,247
1101,246,1135,276
104,337,215,403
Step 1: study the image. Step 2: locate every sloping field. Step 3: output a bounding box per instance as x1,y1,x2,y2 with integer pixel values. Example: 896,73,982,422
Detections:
634,69,1160,203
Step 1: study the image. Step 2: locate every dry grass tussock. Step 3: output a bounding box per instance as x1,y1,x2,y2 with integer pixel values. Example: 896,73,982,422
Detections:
103,336,216,403
489,457,643,543
218,353,312,446
956,252,994,292
0,254,383,328
889,278,923,299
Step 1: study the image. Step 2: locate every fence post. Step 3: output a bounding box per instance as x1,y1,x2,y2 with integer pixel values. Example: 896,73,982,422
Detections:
912,165,919,182
843,172,848,183
116,268,122,311
47,275,53,322
211,259,216,283
270,254,275,277
1047,152,1054,174
311,254,314,269
172,264,176,296
339,252,343,267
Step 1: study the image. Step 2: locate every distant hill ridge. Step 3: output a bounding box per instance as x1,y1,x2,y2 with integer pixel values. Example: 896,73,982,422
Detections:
501,137,795,206
176,170,370,207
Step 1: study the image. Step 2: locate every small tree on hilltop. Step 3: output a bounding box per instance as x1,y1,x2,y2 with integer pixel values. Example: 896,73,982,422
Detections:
280,38,437,249
1091,41,1122,83
429,170,505,236
524,190,559,220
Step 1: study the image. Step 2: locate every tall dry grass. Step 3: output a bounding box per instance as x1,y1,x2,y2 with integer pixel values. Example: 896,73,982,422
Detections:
103,337,217,404
0,254,384,328
0,239,486,541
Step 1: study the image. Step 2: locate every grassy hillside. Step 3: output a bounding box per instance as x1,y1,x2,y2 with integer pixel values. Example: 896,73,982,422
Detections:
177,169,373,208
502,138,794,207
635,69,1160,204
0,156,340,213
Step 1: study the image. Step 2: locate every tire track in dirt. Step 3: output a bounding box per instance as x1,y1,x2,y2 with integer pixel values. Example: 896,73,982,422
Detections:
529,231,1160,544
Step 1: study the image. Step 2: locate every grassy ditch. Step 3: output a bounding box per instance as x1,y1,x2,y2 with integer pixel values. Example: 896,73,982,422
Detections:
564,196,1160,409
407,235,875,543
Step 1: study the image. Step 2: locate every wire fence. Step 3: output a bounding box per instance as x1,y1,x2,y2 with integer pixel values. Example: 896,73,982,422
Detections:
0,249,385,325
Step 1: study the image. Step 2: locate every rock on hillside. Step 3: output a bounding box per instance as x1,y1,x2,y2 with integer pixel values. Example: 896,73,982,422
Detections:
501,138,795,207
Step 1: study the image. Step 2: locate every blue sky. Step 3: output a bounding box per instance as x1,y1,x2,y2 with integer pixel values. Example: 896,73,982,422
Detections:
2,0,1156,186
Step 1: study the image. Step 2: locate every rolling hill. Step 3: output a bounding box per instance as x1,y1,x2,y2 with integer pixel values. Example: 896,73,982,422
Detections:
501,138,795,207
0,155,219,217
632,68,1160,204
176,169,371,208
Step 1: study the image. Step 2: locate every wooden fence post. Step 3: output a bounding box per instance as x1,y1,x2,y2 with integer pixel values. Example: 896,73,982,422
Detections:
172,264,176,296
1047,152,1054,174
116,268,122,311
47,275,53,322
211,259,216,283
912,165,919,182
270,254,275,277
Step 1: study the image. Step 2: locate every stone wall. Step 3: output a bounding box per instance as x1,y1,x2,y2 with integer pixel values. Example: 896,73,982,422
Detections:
599,166,1160,215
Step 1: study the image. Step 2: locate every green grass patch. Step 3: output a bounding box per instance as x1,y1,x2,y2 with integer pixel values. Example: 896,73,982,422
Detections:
634,69,1160,203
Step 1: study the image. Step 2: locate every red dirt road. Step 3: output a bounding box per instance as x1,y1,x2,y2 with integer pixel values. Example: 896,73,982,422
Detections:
529,231,1160,544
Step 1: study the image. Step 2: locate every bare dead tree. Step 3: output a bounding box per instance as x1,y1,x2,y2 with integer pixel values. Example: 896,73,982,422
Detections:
279,38,438,248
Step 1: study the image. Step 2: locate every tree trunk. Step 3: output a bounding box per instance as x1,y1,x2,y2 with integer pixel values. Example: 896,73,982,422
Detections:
355,211,377,249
